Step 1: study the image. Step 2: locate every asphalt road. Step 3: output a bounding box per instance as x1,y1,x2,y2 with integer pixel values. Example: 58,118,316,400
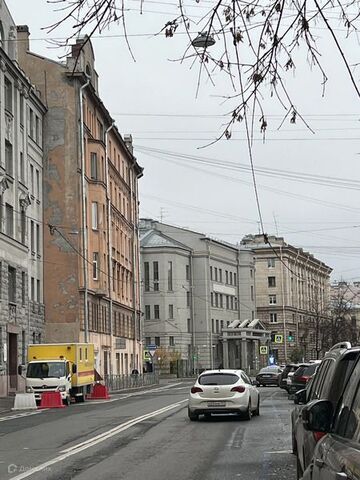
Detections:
0,383,296,480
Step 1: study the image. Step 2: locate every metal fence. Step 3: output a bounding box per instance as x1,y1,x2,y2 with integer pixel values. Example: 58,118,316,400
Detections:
104,373,159,392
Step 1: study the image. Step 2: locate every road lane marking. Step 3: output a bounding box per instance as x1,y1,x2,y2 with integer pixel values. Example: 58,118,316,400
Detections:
0,411,43,422
9,399,188,480
265,450,292,454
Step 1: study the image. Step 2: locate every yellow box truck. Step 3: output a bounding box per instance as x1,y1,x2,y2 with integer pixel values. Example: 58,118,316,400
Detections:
21,343,95,405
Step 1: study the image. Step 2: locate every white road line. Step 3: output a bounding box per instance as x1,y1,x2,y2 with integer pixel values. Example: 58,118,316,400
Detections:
9,399,188,480
265,450,293,454
0,410,43,423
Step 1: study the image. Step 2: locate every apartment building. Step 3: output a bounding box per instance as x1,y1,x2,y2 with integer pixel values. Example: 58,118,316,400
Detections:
0,3,46,395
241,234,332,363
16,28,143,377
140,220,256,372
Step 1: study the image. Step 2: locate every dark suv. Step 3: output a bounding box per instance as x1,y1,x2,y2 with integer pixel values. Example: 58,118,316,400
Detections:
301,346,360,480
288,363,319,398
291,342,359,479
279,363,303,391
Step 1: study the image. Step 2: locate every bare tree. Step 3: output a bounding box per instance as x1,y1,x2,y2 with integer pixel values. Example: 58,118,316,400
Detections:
46,0,360,139
300,283,358,359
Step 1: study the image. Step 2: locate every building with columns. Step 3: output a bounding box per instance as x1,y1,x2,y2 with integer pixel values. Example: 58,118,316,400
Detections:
16,28,143,377
0,2,46,396
241,234,332,364
140,220,257,373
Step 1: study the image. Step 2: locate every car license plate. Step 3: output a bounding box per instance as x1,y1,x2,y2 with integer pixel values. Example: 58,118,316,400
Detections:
207,401,226,407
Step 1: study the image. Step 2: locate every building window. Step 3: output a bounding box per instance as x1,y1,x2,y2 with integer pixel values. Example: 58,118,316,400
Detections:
154,304,160,319
29,108,35,138
92,252,99,280
221,320,224,330
168,261,173,291
8,266,16,303
210,266,213,280
216,320,219,333
186,265,190,281
211,292,214,307
187,318,191,333
36,170,40,198
35,116,41,144
36,224,40,255
250,269,253,278
219,294,223,308
21,272,26,305
214,267,218,281
268,276,276,288
153,261,159,291
145,305,150,320
219,269,222,283
269,294,277,304
20,152,24,182
186,291,190,307
229,272,233,285
90,152,98,180
251,285,254,301
30,220,34,252
91,202,98,230
155,336,160,347
169,336,175,346
215,293,219,308
226,295,229,309
20,211,26,244
268,258,275,268
4,77,12,113
234,273,237,286
270,313,278,323
5,140,13,176
145,336,151,346
230,296,234,310
31,277,35,301
19,94,24,125
144,262,150,292
212,318,214,333
6,204,13,237
225,270,228,284
169,304,174,319
36,279,40,303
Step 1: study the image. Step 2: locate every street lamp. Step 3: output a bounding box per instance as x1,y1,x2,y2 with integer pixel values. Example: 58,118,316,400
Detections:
191,32,216,49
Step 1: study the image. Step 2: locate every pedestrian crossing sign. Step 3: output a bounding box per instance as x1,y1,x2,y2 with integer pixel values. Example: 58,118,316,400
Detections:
274,335,283,344
259,346,268,355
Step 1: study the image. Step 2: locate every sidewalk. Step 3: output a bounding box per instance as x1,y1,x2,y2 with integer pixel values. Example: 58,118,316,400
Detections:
0,396,14,414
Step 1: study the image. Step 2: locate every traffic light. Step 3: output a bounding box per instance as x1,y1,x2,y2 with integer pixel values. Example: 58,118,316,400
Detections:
288,331,294,342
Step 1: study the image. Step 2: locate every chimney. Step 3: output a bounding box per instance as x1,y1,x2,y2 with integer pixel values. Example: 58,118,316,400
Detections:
16,25,30,52
124,134,133,154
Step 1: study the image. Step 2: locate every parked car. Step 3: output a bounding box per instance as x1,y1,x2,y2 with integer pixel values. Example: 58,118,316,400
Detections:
188,369,260,421
279,363,306,391
292,342,359,479
288,363,319,397
300,345,360,480
256,366,283,386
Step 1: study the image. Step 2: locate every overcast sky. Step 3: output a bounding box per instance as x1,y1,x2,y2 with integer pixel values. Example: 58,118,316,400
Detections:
6,0,360,281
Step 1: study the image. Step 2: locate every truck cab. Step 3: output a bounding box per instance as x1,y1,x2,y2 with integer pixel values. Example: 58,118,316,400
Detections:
25,359,73,405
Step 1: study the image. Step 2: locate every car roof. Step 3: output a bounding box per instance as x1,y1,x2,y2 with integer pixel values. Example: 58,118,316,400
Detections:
198,369,244,375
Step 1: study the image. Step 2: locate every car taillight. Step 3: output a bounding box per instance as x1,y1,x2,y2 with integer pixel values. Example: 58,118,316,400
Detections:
313,431,326,442
231,386,246,393
191,386,203,394
298,375,309,383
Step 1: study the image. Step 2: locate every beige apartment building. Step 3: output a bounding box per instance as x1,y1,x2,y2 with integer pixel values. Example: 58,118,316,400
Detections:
16,28,143,377
241,235,332,363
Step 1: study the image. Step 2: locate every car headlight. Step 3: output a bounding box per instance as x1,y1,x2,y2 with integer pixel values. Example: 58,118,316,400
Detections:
26,386,33,393
58,385,66,392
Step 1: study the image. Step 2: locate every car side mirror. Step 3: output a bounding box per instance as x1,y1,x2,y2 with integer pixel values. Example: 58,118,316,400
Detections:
17,365,23,375
302,400,333,433
72,364,77,374
294,389,307,405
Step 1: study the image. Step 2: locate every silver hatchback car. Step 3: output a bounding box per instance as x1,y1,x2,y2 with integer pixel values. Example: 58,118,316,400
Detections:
188,369,260,421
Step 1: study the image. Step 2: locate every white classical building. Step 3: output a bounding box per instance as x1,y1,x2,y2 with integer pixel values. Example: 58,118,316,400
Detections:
0,1,46,396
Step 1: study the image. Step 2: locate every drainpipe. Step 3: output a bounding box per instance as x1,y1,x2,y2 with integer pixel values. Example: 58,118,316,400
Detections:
189,250,195,373
105,121,115,375
79,75,90,343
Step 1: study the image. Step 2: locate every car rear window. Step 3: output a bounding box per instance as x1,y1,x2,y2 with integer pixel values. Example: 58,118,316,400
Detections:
295,364,317,376
199,373,239,385
260,367,281,373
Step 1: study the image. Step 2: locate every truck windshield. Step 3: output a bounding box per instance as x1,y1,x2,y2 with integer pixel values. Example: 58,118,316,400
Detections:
27,362,66,378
